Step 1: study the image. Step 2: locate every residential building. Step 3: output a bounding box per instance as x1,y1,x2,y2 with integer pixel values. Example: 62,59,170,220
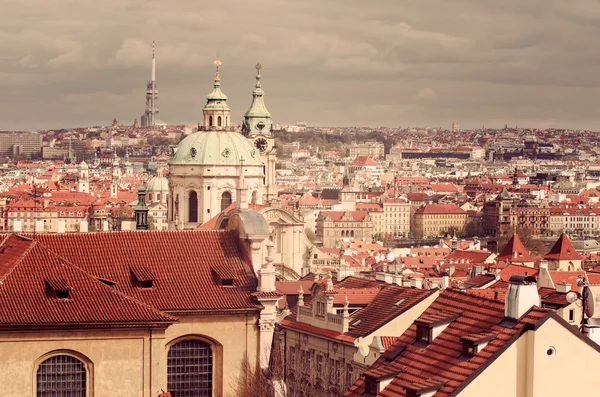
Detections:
280,276,438,396
382,199,411,237
348,141,385,159
0,132,42,158
345,278,600,397
413,204,468,238
316,211,374,247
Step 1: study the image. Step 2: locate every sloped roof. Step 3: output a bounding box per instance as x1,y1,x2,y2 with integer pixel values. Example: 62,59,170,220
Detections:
29,230,260,312
0,235,176,326
496,234,535,263
499,264,539,281
544,233,583,261
344,289,551,397
415,204,466,215
347,286,437,337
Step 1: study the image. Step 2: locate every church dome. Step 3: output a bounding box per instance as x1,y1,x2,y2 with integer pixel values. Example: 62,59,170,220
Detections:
147,175,169,192
79,161,89,170
169,130,262,166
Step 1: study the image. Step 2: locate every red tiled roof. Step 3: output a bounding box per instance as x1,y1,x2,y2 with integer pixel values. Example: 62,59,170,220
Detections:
380,336,398,350
548,271,585,292
496,234,535,263
351,156,378,166
415,204,466,215
0,235,176,326
29,230,261,312
445,250,492,264
499,264,539,281
347,286,437,337
544,234,583,261
320,211,370,222
344,289,551,397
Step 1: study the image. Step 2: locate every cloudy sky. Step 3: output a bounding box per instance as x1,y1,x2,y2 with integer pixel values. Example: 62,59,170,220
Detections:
2,0,600,130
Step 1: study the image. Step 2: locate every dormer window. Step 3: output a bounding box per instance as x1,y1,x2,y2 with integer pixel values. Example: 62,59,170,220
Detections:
362,372,400,396
459,332,496,359
130,265,155,289
46,278,71,300
413,312,458,347
401,379,446,397
416,324,432,345
211,267,235,287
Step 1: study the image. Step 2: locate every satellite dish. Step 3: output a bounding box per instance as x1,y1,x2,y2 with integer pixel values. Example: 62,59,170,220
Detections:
566,291,579,304
583,286,595,318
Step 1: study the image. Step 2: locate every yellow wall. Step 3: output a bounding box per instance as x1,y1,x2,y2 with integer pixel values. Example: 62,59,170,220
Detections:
0,328,156,397
458,316,600,397
0,311,260,397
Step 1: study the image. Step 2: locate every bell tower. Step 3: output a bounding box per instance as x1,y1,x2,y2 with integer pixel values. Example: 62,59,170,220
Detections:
201,57,232,131
244,63,277,203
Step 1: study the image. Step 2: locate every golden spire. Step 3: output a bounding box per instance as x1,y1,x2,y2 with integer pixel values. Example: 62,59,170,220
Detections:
214,57,222,82
255,63,261,81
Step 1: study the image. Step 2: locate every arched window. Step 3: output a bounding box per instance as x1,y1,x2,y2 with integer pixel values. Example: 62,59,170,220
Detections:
251,191,257,204
221,191,232,212
218,116,222,127
209,116,213,126
341,230,346,237
37,355,87,396
189,191,198,223
351,230,355,237
168,339,213,396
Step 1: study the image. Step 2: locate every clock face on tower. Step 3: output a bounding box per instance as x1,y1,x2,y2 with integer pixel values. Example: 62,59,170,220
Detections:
255,138,268,152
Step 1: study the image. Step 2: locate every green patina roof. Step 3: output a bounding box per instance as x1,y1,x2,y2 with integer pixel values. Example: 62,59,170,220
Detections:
169,130,262,166
147,175,169,192
244,69,272,135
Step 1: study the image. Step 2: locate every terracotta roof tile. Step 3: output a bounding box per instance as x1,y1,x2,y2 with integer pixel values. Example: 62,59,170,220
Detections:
544,234,583,261
344,290,551,397
29,230,261,312
496,234,535,263
0,235,176,326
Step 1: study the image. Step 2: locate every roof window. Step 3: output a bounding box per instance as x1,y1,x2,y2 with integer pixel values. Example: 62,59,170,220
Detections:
413,312,458,347
130,265,155,289
211,267,235,287
459,332,496,359
46,278,71,299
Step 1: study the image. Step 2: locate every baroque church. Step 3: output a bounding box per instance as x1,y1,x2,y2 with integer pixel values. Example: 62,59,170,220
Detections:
167,59,314,279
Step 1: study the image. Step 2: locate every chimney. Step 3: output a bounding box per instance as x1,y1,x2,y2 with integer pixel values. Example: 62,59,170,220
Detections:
413,278,423,289
556,281,571,294
505,275,540,320
441,274,450,289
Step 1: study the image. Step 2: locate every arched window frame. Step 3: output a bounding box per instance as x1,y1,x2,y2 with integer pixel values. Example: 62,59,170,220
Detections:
221,191,232,212
166,335,223,397
33,350,93,397
189,190,198,223
209,116,213,127
217,116,222,127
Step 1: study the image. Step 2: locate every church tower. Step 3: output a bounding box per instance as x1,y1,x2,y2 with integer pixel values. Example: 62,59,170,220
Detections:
340,166,357,211
201,58,232,131
167,59,265,229
77,161,89,194
244,64,277,202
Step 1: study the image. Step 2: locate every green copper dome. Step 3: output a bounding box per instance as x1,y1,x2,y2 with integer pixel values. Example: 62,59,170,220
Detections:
147,175,168,191
169,130,262,166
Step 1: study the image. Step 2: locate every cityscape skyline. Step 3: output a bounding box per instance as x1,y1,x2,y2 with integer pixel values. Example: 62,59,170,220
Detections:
2,0,600,131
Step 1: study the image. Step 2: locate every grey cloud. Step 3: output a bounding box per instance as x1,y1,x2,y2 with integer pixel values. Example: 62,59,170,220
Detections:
1,0,600,130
